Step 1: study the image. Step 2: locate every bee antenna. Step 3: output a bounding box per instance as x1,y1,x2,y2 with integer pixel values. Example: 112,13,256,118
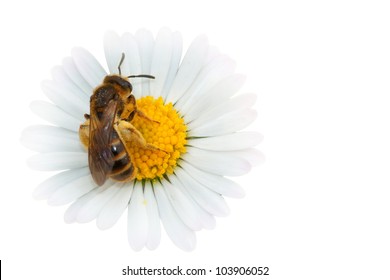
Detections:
127,74,155,79
118,53,125,76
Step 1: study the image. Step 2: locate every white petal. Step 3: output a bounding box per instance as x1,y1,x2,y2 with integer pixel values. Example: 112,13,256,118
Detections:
144,184,161,250
41,81,89,120
175,168,230,217
51,65,89,97
51,65,72,84
62,57,93,95
150,28,173,99
154,182,196,251
194,206,216,230
175,54,236,112
30,100,81,132
167,35,209,104
162,179,203,231
224,149,265,167
135,29,154,97
41,80,88,120
64,188,99,223
122,32,143,96
184,147,251,176
27,152,87,171
180,161,245,198
75,181,117,223
71,47,107,88
189,108,257,137
184,74,246,122
189,132,263,151
51,65,90,101
127,182,148,251
48,174,96,206
189,93,257,128
33,167,90,200
21,125,83,153
204,45,221,65
169,175,216,229
103,31,123,75
97,183,133,230
160,31,182,100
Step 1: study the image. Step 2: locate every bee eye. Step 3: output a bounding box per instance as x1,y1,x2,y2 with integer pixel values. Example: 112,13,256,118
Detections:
126,81,133,92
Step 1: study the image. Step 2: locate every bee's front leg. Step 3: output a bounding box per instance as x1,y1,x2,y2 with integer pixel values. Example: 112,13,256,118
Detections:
78,119,90,149
135,109,160,124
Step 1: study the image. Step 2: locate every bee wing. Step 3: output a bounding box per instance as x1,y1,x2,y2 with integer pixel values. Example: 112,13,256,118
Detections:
88,99,118,186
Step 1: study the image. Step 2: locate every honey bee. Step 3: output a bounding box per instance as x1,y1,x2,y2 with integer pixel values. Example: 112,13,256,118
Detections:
79,53,159,186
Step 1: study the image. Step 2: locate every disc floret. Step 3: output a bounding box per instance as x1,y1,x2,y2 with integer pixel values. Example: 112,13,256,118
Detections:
129,96,187,180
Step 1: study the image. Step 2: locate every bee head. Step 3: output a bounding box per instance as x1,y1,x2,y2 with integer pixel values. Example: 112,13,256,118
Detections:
104,75,133,93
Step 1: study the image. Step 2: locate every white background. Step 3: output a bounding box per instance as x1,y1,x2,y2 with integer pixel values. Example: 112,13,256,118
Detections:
1,0,390,279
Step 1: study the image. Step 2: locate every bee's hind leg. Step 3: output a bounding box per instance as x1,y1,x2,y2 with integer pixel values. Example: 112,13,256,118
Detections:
115,120,165,152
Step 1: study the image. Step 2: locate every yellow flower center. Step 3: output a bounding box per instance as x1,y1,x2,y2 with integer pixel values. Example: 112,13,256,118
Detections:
129,96,187,180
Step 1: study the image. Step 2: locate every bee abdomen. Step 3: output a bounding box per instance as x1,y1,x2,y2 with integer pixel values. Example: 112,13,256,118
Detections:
109,131,135,181
111,164,135,181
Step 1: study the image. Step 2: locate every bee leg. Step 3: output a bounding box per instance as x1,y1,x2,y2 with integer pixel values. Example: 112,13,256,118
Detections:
135,109,160,124
116,120,166,152
78,119,90,149
123,95,158,124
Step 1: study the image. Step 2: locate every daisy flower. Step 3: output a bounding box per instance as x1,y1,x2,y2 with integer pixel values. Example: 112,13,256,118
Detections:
21,28,263,251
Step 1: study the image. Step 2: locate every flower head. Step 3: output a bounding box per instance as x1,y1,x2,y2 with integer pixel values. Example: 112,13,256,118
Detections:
21,28,263,251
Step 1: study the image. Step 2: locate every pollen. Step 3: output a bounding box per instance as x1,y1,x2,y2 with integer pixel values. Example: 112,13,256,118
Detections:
129,96,187,181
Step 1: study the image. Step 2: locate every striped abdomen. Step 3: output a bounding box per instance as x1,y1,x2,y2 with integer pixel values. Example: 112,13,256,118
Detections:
109,130,135,181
